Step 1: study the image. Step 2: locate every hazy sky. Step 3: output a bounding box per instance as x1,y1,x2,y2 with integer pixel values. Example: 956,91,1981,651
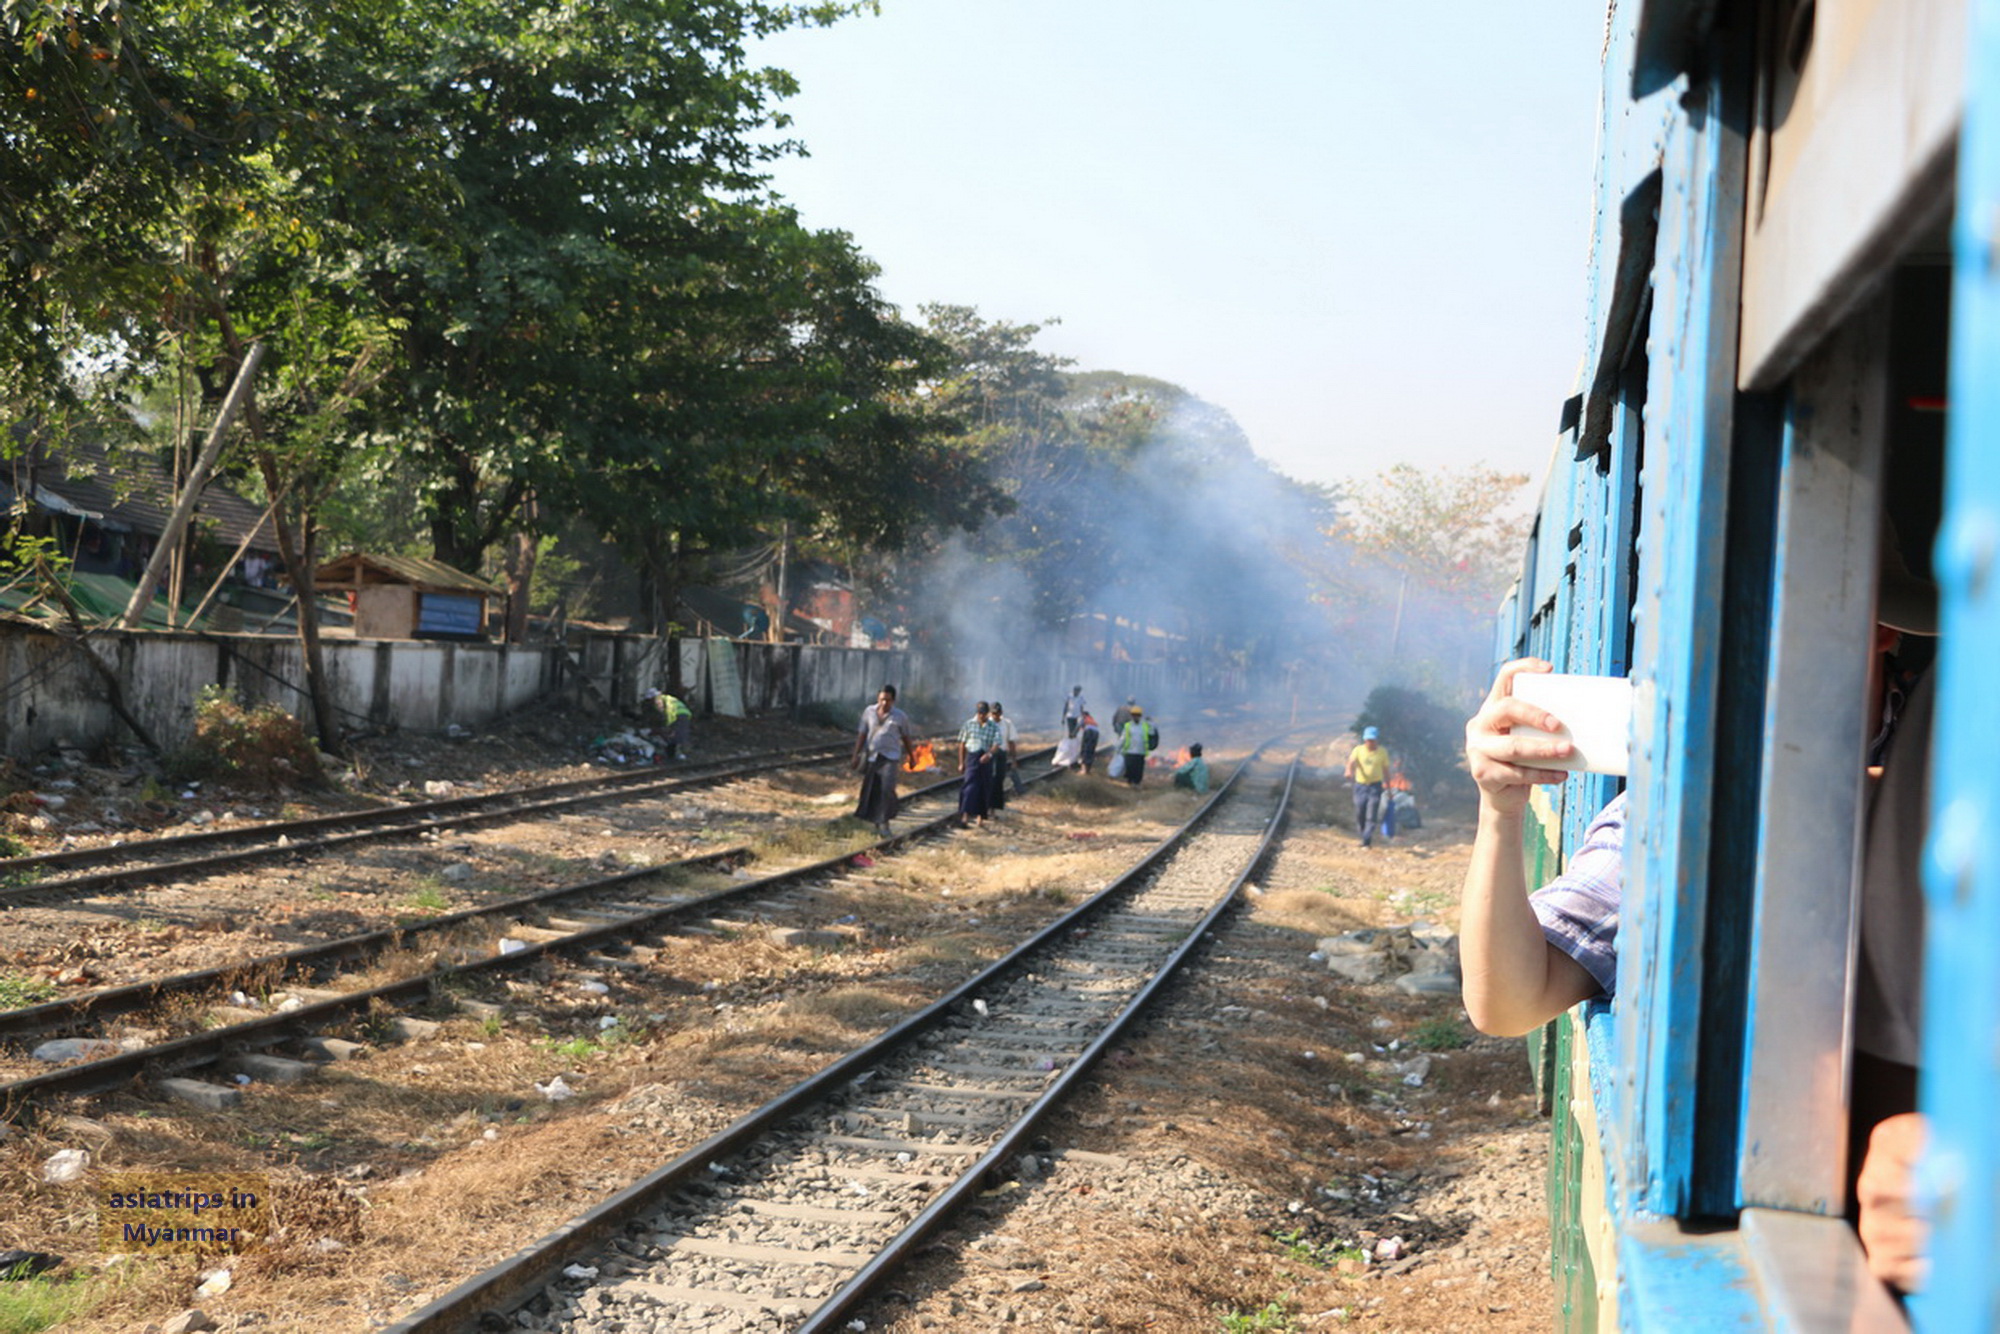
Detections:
751,1,1608,492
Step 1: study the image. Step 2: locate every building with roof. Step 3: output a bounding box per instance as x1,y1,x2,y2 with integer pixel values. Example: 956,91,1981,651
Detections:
2,433,278,583
313,553,502,640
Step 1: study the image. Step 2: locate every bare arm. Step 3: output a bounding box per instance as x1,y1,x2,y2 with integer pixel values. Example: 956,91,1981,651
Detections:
1459,659,1600,1036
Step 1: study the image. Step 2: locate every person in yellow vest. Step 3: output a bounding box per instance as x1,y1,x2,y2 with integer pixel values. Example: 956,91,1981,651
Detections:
1344,725,1389,847
642,687,692,761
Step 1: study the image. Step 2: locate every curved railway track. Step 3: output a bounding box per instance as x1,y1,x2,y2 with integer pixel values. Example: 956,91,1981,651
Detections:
386,739,1305,1334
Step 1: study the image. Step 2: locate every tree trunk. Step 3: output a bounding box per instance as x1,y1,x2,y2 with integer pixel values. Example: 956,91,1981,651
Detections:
258,451,345,757
503,528,535,644
660,533,685,697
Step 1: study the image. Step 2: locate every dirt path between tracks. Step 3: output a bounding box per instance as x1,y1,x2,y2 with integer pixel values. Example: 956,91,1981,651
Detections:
0,719,1551,1334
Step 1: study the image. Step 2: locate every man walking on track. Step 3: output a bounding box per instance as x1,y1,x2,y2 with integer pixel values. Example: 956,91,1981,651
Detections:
956,701,1002,827
1345,725,1390,847
852,685,915,838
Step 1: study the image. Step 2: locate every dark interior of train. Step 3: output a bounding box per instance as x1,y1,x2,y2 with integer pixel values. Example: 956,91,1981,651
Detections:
1845,250,1951,1217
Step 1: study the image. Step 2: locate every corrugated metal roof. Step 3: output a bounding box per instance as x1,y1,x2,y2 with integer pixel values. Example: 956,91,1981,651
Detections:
313,552,502,595
4,433,275,552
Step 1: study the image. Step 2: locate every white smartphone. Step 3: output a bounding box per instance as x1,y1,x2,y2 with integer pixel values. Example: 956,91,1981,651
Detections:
1509,673,1633,777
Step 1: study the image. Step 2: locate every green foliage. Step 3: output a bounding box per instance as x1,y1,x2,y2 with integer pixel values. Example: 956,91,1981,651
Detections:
165,685,322,789
1218,1301,1296,1332
401,884,449,915
1353,684,1469,799
1407,1016,1472,1051
543,1035,603,1061
0,1269,104,1334
7,0,949,638
896,308,1340,678
0,973,57,1010
541,1017,644,1060
0,831,29,860
1272,1228,1368,1269
0,533,69,582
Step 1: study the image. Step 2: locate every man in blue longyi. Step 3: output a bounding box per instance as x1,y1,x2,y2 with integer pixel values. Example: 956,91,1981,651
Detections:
956,701,1001,827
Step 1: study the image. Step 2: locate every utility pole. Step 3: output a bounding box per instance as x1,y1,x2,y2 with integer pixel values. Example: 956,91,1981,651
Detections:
771,521,790,644
1388,570,1409,661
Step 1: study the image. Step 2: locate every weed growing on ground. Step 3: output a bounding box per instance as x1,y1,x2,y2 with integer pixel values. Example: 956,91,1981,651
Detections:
0,831,30,859
0,973,56,1009
0,1271,104,1333
1218,1300,1297,1332
543,1035,601,1060
1407,1015,1471,1050
1273,1228,1368,1269
403,884,450,914
165,685,322,790
539,1016,646,1061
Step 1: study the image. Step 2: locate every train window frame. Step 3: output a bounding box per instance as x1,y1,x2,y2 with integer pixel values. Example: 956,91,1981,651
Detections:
1734,292,1890,1213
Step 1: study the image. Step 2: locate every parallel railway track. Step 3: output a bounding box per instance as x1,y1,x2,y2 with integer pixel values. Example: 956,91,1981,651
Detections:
0,748,1066,1113
0,742,855,906
386,740,1303,1333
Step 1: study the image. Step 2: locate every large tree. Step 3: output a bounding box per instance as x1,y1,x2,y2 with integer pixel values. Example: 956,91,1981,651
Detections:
550,217,1005,634
339,0,864,574
1330,461,1532,692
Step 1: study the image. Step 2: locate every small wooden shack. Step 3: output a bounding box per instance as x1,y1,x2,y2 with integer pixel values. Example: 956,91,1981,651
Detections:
313,553,501,641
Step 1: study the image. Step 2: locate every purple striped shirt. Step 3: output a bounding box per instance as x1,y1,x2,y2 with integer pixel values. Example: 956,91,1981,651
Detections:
1529,793,1625,998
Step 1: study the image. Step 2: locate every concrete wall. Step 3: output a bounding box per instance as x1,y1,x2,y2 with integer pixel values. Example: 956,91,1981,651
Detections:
0,625,947,758
0,622,1260,760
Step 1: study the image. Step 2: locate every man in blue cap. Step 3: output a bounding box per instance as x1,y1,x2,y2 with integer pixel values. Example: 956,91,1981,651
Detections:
1344,725,1390,847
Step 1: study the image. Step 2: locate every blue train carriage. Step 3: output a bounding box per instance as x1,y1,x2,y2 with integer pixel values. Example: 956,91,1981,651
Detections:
1508,0,1998,1328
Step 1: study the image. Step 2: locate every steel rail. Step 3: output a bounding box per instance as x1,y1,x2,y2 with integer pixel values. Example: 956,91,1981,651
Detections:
0,744,855,907
0,752,1066,1116
0,749,1041,1044
381,738,1292,1332
797,752,1300,1333
2,744,844,875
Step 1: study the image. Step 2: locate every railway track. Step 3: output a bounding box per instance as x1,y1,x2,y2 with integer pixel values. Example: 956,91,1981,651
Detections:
0,748,1068,1113
0,742,856,906
384,740,1304,1333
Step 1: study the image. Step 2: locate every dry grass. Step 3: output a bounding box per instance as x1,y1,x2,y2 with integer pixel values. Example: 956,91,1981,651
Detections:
2,750,1224,1333
753,819,871,864
1254,888,1382,938
786,984,915,1028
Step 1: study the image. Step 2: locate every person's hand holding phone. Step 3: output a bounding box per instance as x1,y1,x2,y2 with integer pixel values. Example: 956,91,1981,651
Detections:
1465,659,1577,816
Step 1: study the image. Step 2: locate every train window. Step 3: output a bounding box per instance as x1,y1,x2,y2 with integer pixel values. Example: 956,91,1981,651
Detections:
1735,253,1950,1225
